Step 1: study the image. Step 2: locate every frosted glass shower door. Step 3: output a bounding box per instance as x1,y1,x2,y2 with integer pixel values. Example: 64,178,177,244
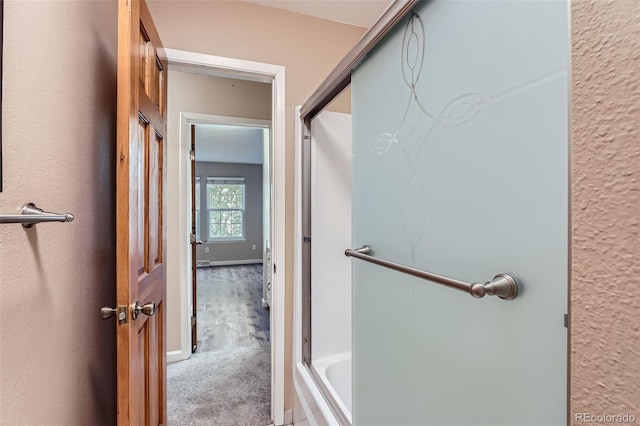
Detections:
351,1,569,425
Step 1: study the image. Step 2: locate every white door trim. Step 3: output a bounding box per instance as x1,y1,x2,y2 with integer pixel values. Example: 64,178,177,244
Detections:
164,48,286,426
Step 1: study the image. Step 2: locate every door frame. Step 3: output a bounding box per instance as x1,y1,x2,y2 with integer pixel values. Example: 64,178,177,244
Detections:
187,115,271,354
164,48,286,426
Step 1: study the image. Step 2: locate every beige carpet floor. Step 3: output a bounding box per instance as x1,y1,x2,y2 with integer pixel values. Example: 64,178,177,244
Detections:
168,265,271,426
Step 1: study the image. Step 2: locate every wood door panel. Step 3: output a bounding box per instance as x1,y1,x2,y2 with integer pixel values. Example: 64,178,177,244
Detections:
148,127,159,268
147,46,161,107
139,88,164,132
140,314,159,426
134,298,164,426
137,117,148,276
149,301,162,426
117,0,167,424
148,130,163,268
137,326,147,426
139,26,148,88
155,132,164,265
139,1,165,116
158,64,166,117
140,22,164,114
137,267,163,306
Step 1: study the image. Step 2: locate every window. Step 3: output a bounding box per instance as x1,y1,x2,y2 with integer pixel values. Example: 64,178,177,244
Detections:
206,177,245,239
195,177,200,240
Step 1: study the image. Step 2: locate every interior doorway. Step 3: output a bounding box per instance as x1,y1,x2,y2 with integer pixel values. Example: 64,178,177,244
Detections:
163,49,286,425
188,118,272,353
168,115,272,424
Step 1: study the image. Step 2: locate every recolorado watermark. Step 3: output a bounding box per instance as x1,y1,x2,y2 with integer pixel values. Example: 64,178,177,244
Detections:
576,413,637,423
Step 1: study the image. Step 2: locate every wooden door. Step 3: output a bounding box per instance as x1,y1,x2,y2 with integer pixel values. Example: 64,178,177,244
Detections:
116,0,167,424
190,124,198,353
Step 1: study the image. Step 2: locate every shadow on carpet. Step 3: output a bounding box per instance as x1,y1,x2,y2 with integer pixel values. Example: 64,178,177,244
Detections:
168,344,271,426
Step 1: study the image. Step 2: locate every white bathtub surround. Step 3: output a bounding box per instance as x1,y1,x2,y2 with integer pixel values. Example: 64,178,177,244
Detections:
310,110,353,364
310,353,352,423
293,108,354,425
294,363,340,425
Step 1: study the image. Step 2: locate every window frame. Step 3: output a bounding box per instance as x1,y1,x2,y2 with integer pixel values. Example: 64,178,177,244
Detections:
205,177,246,241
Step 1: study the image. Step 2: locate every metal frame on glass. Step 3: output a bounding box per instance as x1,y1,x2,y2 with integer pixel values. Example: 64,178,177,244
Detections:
299,3,419,424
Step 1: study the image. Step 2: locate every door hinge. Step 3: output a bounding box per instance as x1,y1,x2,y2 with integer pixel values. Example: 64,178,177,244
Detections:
303,135,311,140
190,149,195,161
190,233,196,244
273,264,276,274
564,313,568,328
303,236,311,243
191,316,197,327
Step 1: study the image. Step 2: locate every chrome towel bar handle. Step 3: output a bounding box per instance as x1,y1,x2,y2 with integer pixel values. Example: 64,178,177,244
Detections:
0,203,74,228
345,246,518,300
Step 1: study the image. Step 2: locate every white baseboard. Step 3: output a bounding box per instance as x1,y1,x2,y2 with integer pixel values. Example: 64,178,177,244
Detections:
196,259,263,267
167,350,189,363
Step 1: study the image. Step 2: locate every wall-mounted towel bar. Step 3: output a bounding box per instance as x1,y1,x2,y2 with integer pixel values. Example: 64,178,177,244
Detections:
0,203,74,228
345,246,518,300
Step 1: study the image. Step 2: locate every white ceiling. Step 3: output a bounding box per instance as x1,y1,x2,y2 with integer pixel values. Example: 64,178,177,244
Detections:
195,124,266,164
243,0,393,28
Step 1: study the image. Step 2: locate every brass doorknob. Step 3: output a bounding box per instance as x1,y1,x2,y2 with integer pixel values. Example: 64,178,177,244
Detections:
132,299,157,320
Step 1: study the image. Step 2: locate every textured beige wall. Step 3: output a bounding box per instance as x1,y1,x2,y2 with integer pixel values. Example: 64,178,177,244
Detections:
149,1,366,408
0,1,118,425
166,71,271,353
571,0,640,422
167,70,272,121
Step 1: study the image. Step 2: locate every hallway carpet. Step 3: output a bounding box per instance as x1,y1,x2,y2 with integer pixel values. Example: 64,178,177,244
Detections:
168,264,271,426
167,344,270,425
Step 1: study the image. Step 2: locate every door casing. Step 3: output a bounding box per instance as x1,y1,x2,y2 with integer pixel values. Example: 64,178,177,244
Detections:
164,48,286,426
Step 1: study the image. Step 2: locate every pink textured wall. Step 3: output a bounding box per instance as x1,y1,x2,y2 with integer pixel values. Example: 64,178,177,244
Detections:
0,1,118,424
571,0,640,422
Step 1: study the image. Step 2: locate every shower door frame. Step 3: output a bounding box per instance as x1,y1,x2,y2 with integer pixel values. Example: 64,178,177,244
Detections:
297,0,571,424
